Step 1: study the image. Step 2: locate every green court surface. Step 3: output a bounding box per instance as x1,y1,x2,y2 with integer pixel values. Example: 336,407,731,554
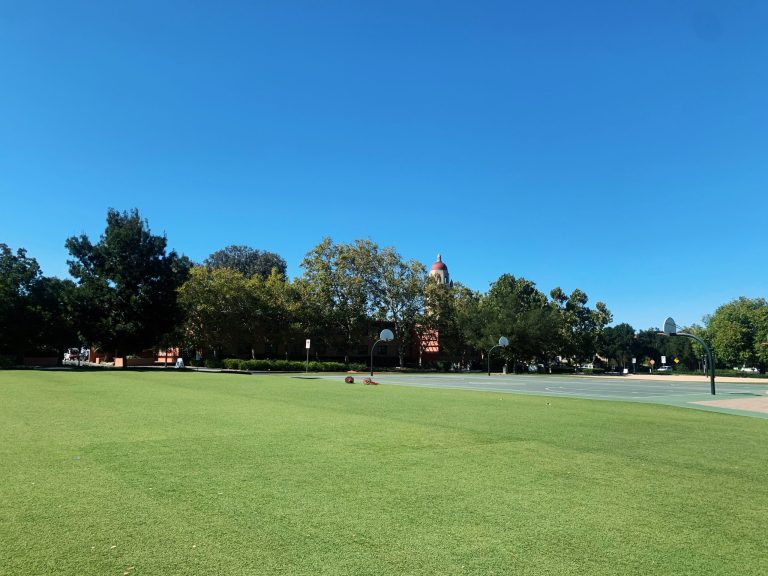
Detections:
322,372,768,419
1,370,767,575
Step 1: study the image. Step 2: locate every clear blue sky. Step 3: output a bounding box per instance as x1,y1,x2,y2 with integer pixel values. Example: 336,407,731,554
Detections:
1,1,766,330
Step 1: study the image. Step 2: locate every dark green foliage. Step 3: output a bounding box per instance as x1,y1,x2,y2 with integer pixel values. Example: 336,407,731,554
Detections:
419,280,481,369
204,245,287,279
23,276,79,355
599,323,636,369
222,358,365,372
633,328,700,370
0,244,41,356
579,367,606,375
705,297,768,371
66,209,190,356
551,286,612,363
549,364,577,374
479,275,563,370
0,244,77,357
714,368,767,378
298,237,377,363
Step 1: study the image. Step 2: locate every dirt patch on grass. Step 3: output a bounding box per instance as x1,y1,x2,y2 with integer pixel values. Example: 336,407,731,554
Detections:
693,396,768,414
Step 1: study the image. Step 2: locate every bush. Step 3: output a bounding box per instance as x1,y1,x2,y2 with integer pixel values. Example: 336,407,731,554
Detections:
670,367,765,378
222,359,242,370
549,365,576,374
222,359,366,372
580,367,606,375
715,368,765,378
0,355,15,369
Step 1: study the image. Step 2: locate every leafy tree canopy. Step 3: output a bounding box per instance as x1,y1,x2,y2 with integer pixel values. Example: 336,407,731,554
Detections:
480,274,559,368
66,208,190,356
0,245,77,357
204,245,287,279
705,297,768,370
299,238,373,362
0,244,42,355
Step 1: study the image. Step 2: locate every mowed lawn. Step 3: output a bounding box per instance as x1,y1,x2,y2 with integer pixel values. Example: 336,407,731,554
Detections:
1,371,767,576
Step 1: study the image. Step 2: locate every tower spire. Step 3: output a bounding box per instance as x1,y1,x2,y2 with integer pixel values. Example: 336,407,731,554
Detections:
429,253,449,285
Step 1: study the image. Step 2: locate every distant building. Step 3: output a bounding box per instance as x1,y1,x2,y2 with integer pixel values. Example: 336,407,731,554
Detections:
416,254,452,364
429,254,451,285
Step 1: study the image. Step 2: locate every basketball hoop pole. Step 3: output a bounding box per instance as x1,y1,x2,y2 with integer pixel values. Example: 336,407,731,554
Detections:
370,329,394,377
487,336,509,376
661,317,716,395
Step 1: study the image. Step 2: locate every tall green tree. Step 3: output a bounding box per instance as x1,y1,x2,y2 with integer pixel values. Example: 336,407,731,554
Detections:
705,297,768,372
417,280,479,368
551,287,612,364
479,275,560,371
66,209,190,358
0,244,41,357
24,276,79,357
299,238,372,363
369,246,426,368
204,245,287,279
178,266,249,359
0,245,79,360
599,323,635,369
244,269,296,357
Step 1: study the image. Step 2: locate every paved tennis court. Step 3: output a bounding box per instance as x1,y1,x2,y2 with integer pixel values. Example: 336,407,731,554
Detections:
321,373,768,419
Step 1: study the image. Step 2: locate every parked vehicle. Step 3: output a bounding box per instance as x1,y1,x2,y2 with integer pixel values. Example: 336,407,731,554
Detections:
737,366,759,373
657,365,673,373
63,348,81,362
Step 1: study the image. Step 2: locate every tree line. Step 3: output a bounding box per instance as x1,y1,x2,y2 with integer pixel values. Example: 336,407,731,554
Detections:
1,209,766,372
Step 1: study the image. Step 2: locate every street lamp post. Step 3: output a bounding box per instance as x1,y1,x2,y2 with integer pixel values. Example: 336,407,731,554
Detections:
488,336,509,376
662,317,716,395
370,329,394,377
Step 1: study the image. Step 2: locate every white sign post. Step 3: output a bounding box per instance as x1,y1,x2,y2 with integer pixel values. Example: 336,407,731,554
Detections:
305,339,310,373
661,355,667,365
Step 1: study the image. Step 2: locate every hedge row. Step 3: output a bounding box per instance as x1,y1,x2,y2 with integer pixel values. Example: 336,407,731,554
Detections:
578,367,606,375
222,359,367,372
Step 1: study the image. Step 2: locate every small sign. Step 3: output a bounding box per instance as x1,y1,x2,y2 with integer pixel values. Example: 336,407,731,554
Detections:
674,356,680,364
650,359,656,365
632,358,636,364
305,339,311,349
661,355,667,365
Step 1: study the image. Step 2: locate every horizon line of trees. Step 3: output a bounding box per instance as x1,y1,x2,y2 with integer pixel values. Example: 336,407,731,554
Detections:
2,208,767,372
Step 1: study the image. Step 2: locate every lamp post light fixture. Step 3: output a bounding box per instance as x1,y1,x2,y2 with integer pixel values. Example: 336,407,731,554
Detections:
370,329,394,377
488,336,509,376
661,317,716,395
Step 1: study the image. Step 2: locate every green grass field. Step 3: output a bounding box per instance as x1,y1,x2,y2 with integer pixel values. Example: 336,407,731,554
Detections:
1,370,767,575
